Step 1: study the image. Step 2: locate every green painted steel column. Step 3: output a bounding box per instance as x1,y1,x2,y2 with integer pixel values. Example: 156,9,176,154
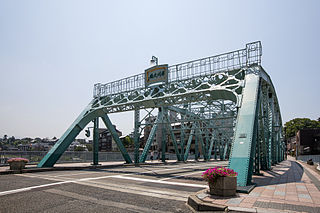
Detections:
214,136,218,160
139,110,162,163
134,110,140,164
198,129,206,160
195,132,199,161
223,140,229,161
161,107,167,163
208,132,215,160
101,114,132,164
166,116,182,161
228,72,261,186
180,115,185,162
254,126,260,174
184,125,195,161
205,130,209,161
37,101,100,168
93,118,99,165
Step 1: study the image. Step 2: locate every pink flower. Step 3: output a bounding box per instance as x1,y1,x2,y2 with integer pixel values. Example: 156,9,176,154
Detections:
7,158,29,163
202,166,238,183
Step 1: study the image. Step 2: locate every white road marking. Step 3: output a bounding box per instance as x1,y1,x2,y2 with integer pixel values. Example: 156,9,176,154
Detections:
18,162,222,180
76,180,188,201
3,162,222,197
0,174,124,196
110,175,208,188
159,170,204,181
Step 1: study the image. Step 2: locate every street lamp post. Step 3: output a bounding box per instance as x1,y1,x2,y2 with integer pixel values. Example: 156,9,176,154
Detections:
150,56,158,66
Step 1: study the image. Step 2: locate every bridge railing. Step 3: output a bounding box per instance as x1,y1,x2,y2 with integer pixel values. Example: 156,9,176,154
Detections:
0,151,185,165
93,41,262,97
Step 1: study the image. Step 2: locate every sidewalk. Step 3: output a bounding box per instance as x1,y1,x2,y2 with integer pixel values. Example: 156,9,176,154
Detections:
189,156,320,212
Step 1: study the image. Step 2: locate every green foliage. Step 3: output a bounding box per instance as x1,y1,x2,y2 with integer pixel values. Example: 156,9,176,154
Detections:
30,156,42,162
74,146,86,151
284,118,320,138
122,136,134,148
86,144,93,151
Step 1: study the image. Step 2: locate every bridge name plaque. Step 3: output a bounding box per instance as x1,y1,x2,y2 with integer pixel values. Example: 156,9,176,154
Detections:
145,64,168,87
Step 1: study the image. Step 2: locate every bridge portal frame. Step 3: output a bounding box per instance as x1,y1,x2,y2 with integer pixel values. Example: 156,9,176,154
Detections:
37,41,284,187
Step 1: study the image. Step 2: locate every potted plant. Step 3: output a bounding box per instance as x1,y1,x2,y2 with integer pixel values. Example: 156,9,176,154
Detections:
7,158,29,171
202,166,237,196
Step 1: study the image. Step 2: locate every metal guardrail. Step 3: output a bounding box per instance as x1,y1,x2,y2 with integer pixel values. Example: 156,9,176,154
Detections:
93,41,262,97
297,155,320,163
0,151,188,165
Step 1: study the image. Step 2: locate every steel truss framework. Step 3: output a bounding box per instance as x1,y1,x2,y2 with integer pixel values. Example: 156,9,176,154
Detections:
37,41,284,186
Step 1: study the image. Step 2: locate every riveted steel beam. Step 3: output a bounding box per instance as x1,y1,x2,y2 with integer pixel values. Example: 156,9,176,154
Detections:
184,124,195,161
228,73,261,186
100,113,132,163
139,110,162,163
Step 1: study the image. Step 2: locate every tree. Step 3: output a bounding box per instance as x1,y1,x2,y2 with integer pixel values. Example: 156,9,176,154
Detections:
122,136,134,148
8,136,15,144
284,118,320,139
74,146,86,151
86,144,93,151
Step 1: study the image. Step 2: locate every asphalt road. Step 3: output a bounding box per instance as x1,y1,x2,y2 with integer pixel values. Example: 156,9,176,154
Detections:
0,160,228,213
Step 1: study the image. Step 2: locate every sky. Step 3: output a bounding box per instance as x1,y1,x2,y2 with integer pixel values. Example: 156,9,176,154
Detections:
0,0,319,139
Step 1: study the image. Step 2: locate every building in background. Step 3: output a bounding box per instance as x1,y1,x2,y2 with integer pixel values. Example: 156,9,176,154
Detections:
287,128,320,156
98,126,122,152
296,128,320,155
286,136,297,156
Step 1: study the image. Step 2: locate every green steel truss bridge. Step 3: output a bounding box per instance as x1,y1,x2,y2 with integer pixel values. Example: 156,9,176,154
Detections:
38,41,285,186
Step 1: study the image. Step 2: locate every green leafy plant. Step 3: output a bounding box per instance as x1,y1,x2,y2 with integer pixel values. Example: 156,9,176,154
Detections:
202,166,237,184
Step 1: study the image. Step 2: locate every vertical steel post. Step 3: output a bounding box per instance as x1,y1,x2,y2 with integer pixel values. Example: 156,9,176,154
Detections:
101,114,132,163
223,139,229,161
161,107,167,162
166,114,182,161
180,114,185,161
184,125,195,161
195,133,199,161
93,118,99,165
208,135,215,160
198,129,207,160
214,138,218,160
139,110,162,163
134,110,140,164
205,129,209,161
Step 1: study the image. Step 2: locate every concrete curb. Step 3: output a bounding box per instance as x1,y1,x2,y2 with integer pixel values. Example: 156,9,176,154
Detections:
187,191,290,213
296,160,320,191
187,189,262,212
187,195,227,212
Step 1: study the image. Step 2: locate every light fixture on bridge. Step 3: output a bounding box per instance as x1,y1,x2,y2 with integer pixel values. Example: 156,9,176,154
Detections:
150,56,158,66
85,129,90,137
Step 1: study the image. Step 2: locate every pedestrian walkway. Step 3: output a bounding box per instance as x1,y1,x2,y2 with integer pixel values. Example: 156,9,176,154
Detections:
191,156,320,212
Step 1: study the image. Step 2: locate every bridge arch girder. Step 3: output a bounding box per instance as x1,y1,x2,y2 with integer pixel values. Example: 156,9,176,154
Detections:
228,66,283,186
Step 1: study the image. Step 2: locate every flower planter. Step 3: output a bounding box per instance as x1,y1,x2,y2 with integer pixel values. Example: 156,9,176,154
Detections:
7,158,29,171
9,161,26,171
209,176,237,196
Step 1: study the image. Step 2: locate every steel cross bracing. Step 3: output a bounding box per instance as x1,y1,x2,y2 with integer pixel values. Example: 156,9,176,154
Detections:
37,41,285,187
